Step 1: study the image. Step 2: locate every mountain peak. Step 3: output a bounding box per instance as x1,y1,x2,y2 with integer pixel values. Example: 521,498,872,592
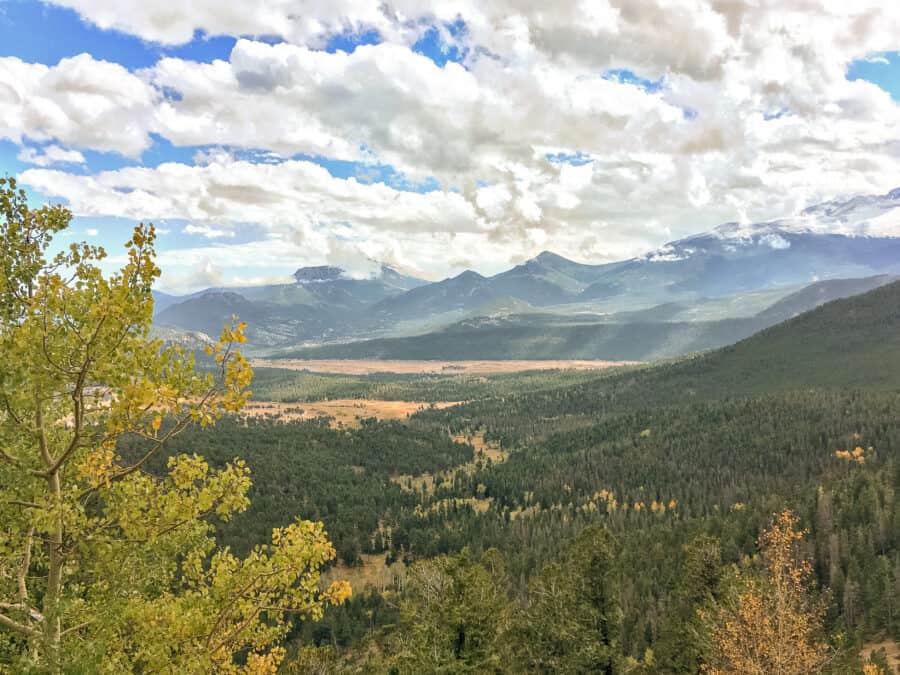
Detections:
452,270,487,282
528,250,574,266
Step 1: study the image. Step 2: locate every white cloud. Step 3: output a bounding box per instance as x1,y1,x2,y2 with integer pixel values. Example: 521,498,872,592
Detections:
21,158,480,233
0,54,157,156
44,0,418,47
864,54,891,65
183,223,235,238
85,227,99,236
6,1,900,290
16,144,86,166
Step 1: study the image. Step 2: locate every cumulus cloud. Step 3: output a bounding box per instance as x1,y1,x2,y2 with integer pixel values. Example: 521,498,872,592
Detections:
325,239,382,279
44,0,419,47
7,1,900,289
16,144,86,166
0,54,157,156
182,224,235,238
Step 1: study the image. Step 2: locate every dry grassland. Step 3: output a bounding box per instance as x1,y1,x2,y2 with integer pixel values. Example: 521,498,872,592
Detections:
240,399,459,427
255,358,634,375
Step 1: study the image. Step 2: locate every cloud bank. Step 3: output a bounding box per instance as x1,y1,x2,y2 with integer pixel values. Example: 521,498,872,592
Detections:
4,0,900,287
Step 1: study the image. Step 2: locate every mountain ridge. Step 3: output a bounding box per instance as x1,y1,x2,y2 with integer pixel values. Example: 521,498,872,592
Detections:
155,186,900,354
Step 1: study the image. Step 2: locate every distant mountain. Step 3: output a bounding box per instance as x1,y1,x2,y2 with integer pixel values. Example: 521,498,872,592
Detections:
370,270,499,322
582,228,900,303
154,264,427,347
755,275,897,322
486,251,602,304
365,187,900,322
151,290,182,316
154,187,900,354
368,254,613,327
578,186,900,303
273,315,763,361
273,273,900,361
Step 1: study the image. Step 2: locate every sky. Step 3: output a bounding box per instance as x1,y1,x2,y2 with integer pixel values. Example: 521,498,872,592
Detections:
1,1,899,293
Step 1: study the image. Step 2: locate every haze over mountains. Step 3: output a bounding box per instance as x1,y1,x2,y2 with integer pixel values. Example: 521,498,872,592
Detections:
154,187,900,359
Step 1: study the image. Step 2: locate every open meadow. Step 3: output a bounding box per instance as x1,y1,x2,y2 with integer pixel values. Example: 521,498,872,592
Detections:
254,358,636,375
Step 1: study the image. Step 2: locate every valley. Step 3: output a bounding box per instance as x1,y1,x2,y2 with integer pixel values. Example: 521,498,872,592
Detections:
5,4,900,671
129,190,900,670
165,276,900,654
136,279,900,670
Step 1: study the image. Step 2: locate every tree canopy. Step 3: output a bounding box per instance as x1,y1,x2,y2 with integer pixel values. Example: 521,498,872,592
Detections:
0,179,349,673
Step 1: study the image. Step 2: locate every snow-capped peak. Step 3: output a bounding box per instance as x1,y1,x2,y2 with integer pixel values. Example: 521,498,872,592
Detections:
713,187,900,240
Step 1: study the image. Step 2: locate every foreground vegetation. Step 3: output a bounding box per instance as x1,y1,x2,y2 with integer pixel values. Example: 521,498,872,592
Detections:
0,181,348,672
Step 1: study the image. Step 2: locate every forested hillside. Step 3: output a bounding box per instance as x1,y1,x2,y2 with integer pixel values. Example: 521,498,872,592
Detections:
423,279,900,435
122,281,900,672
278,275,899,362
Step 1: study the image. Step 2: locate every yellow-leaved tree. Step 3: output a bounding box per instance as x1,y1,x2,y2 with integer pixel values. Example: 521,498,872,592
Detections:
0,178,350,673
703,509,829,675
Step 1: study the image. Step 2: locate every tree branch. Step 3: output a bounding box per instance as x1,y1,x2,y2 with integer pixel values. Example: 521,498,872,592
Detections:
0,607,40,639
0,446,20,466
16,526,34,606
5,500,43,510
34,388,53,468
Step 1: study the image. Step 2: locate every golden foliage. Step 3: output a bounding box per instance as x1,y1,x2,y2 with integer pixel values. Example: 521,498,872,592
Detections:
703,510,829,675
0,181,349,672
834,434,873,464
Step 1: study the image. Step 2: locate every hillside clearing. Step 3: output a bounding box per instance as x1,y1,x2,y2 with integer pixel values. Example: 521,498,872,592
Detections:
241,399,459,427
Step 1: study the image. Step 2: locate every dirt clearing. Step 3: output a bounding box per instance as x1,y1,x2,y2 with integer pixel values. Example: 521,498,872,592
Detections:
254,358,636,375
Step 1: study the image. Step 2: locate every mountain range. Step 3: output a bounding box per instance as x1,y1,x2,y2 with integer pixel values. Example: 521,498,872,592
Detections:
154,186,900,360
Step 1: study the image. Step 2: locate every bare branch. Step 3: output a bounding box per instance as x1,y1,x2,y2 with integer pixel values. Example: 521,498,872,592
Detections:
1,393,23,427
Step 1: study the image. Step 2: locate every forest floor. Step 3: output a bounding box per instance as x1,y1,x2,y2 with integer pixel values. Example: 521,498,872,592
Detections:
254,358,635,375
241,399,459,427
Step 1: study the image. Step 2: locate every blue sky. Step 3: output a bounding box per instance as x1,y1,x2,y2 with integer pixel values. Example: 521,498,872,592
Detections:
2,1,900,292
0,1,453,267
